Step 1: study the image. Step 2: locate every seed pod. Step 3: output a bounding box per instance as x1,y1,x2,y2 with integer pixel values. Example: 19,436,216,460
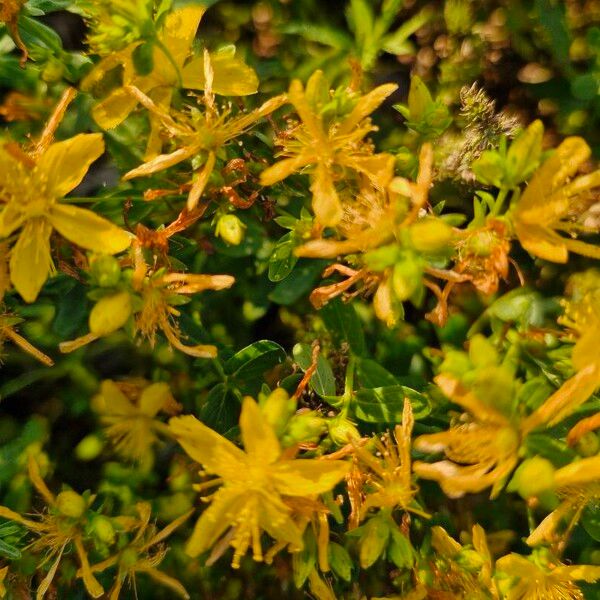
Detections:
56,490,86,519
216,214,246,245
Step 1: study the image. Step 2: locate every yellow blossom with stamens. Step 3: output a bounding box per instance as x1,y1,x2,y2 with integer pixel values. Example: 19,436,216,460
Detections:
81,6,259,158
0,456,104,599
495,552,600,600
0,89,131,303
414,374,520,498
83,502,192,600
351,399,427,521
91,379,181,463
512,136,600,263
260,70,397,226
169,396,350,568
526,455,600,548
122,57,286,210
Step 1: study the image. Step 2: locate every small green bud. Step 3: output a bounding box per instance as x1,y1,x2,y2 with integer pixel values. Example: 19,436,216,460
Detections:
89,291,132,336
261,388,297,436
283,412,327,445
216,214,246,246
328,417,360,446
90,516,115,544
56,490,87,519
90,254,121,288
75,435,104,461
509,456,555,499
410,218,453,253
456,549,485,571
392,257,423,302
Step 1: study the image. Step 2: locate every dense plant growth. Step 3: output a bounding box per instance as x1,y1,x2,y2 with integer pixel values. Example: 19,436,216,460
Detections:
0,0,600,598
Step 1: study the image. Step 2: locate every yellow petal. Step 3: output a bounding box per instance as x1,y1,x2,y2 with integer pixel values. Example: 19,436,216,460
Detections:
239,395,281,462
185,486,245,557
169,414,246,478
187,151,216,211
124,146,197,180
514,221,568,263
139,382,172,417
260,153,313,186
342,153,395,187
159,6,205,70
48,204,131,254
74,538,104,598
338,83,398,135
0,203,26,237
37,134,104,197
271,459,349,496
10,218,53,303
288,77,326,144
182,50,258,96
91,88,139,130
554,564,600,582
554,455,600,489
258,494,304,551
92,380,136,416
135,566,190,599
311,163,343,227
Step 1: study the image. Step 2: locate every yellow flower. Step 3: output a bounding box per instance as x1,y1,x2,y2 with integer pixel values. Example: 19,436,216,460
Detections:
122,57,286,210
0,456,104,599
81,6,258,158
84,502,192,600
169,396,350,568
413,374,520,498
526,455,600,548
495,552,600,600
260,70,397,226
0,89,131,303
91,379,181,463
351,399,427,521
513,136,600,263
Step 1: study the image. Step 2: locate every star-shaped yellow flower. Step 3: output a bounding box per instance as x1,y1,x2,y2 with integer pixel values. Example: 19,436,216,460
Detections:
0,90,131,303
82,6,259,158
169,396,350,568
513,136,600,263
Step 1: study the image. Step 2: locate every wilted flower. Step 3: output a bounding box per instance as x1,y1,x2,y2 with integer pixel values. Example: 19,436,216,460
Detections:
0,456,104,599
84,502,192,600
169,396,350,568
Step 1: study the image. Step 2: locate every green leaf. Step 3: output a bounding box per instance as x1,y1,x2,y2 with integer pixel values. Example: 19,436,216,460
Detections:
353,386,431,422
292,528,317,588
0,538,21,560
471,150,506,188
269,260,327,306
225,340,286,392
328,542,353,581
505,120,543,187
358,514,390,569
387,528,414,569
200,383,242,434
525,434,577,468
356,358,398,388
581,502,600,542
319,297,366,356
407,75,433,121
293,343,336,397
268,232,298,282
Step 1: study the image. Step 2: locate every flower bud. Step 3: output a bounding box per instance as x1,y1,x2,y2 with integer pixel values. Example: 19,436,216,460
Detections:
392,258,422,302
56,490,86,519
216,214,246,245
75,435,104,461
89,291,132,336
328,417,360,446
410,218,453,253
90,515,115,544
282,412,327,445
261,388,297,436
508,456,555,499
90,254,121,288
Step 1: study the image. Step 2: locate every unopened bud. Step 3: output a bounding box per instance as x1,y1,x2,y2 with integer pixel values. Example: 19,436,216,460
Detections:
261,388,297,436
56,490,86,519
90,255,121,288
508,456,555,499
410,218,453,253
216,214,246,245
89,291,132,336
